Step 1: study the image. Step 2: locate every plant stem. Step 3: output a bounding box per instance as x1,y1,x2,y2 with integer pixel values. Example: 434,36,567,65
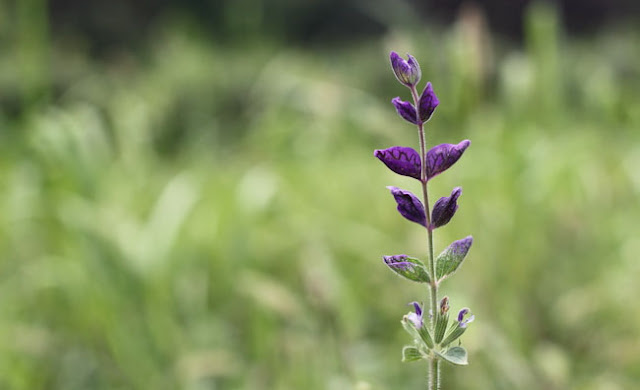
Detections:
411,85,440,390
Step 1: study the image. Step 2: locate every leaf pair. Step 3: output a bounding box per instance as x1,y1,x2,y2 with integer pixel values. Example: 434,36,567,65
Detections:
383,236,473,284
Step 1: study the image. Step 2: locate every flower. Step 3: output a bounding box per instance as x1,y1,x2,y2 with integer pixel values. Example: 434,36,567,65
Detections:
387,186,427,227
418,82,439,122
374,146,421,180
391,97,418,124
431,187,462,229
390,52,421,87
426,140,471,180
407,301,424,329
457,308,475,328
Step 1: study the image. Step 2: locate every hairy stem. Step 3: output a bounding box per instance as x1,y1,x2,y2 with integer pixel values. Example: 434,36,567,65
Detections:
411,86,439,390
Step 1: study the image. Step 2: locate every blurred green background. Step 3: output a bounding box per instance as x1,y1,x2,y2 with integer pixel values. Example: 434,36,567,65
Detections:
1,0,640,389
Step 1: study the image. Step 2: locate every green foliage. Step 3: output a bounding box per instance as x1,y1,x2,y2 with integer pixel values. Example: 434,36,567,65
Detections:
1,3,640,389
385,256,431,284
437,347,468,366
402,346,424,363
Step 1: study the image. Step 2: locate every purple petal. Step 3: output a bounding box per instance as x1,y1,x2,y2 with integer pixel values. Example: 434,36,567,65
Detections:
410,301,423,317
374,146,421,180
390,52,421,87
457,307,474,328
407,301,424,328
426,140,471,180
419,82,440,122
387,186,427,227
457,308,469,323
431,187,462,229
391,97,418,125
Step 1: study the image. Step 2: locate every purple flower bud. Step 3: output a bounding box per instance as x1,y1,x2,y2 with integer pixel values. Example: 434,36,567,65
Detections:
431,187,462,229
374,146,421,180
387,186,427,227
419,82,439,122
407,301,424,329
457,308,475,328
426,140,471,181
390,52,421,87
391,97,418,124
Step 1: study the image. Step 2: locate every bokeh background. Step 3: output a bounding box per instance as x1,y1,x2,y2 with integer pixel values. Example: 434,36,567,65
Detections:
1,0,640,389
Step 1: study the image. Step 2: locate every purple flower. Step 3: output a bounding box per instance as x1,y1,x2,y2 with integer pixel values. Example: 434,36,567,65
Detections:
457,308,475,328
391,97,418,124
387,186,427,227
407,301,424,329
390,52,421,87
426,140,471,181
374,146,421,180
419,82,439,122
431,187,462,229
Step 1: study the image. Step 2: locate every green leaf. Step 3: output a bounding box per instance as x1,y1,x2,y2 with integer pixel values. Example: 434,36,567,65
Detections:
437,346,469,366
384,255,431,283
435,236,473,282
402,346,423,362
441,325,467,347
417,325,435,349
434,312,449,344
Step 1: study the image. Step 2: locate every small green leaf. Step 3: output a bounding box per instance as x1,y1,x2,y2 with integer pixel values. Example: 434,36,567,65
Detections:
384,255,431,283
441,325,467,347
402,346,423,362
417,326,434,349
434,313,449,344
435,236,473,282
401,317,420,341
437,346,469,366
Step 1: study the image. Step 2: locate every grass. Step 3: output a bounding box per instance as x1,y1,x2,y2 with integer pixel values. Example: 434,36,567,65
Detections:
1,3,640,389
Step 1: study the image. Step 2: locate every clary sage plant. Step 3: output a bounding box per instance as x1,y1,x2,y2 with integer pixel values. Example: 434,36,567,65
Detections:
375,52,474,389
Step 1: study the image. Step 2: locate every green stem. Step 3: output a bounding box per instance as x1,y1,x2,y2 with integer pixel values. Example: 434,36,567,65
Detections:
411,86,440,390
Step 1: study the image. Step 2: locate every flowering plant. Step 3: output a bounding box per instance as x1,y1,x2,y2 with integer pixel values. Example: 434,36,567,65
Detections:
376,52,474,389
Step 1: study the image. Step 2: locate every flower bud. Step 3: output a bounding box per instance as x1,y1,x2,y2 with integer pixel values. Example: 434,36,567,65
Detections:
387,186,427,227
439,296,450,315
390,52,421,87
431,187,462,229
374,146,421,180
391,97,418,125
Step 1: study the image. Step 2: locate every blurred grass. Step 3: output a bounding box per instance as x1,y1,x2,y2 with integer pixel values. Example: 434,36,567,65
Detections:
2,2,640,389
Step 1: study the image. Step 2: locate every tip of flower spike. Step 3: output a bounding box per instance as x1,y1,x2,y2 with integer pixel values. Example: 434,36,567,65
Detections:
389,51,421,87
